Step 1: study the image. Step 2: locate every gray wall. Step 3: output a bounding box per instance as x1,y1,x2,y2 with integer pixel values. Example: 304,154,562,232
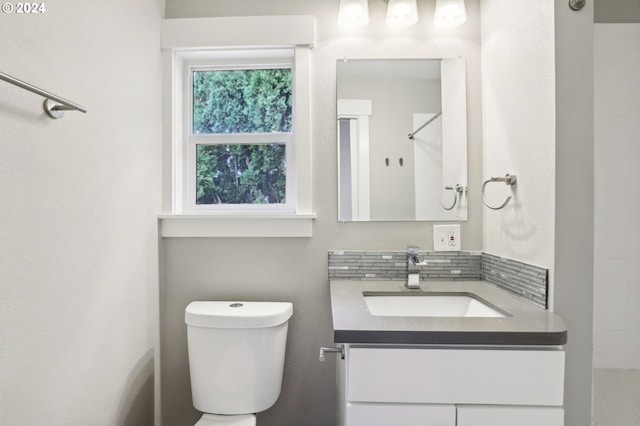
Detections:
595,0,640,22
160,1,483,425
554,1,595,426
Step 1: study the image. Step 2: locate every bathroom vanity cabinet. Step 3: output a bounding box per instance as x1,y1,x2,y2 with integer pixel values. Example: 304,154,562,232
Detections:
337,345,565,426
329,280,568,426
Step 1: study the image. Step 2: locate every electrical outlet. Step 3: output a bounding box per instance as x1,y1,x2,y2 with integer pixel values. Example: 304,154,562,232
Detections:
433,224,461,251
448,230,457,247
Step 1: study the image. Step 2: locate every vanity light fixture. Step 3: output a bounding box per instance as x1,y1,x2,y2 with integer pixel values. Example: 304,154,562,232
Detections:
385,0,419,28
433,0,467,28
338,0,370,28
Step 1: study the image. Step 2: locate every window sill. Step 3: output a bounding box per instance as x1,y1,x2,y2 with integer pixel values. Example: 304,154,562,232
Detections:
158,214,316,238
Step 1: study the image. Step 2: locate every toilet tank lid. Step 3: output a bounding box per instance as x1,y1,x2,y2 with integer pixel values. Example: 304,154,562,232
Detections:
185,301,293,329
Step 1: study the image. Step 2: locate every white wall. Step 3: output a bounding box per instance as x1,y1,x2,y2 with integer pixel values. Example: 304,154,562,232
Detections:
0,1,163,424
161,1,483,425
593,23,640,369
480,0,556,300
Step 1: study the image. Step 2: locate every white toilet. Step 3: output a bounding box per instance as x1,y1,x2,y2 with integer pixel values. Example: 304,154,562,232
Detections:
185,301,293,426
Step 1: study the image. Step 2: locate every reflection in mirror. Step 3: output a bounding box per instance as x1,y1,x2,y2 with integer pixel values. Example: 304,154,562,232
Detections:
337,58,468,222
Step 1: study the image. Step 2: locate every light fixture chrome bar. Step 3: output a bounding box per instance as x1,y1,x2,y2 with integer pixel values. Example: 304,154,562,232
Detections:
0,71,87,118
408,112,442,139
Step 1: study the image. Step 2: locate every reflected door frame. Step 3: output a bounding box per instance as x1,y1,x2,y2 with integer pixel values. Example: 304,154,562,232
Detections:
338,99,372,221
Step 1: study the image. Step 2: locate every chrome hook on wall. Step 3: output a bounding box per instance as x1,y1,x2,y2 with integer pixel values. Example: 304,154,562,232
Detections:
482,174,517,210
569,0,586,11
440,184,466,211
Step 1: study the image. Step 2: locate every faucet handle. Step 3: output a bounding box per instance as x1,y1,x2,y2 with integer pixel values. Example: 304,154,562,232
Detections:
406,246,426,265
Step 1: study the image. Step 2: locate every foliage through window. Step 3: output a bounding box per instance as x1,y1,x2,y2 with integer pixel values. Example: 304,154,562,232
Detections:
191,67,292,208
193,69,292,134
196,144,286,205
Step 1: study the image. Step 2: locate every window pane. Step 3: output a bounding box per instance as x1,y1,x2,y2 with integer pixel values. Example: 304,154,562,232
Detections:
196,144,286,205
193,69,292,134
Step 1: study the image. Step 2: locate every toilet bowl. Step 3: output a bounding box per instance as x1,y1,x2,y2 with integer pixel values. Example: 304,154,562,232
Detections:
185,301,293,426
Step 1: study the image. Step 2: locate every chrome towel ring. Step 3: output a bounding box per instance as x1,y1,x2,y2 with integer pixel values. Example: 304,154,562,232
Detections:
482,174,517,210
440,184,466,210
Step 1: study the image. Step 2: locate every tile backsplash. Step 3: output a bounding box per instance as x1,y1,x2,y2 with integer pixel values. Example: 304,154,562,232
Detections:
328,250,548,309
328,250,482,281
481,253,548,309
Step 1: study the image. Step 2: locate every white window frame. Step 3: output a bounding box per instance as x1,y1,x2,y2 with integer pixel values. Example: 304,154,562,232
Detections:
186,59,295,214
159,16,316,237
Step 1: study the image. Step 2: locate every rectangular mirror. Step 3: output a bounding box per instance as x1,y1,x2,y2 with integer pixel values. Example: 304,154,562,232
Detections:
337,58,468,222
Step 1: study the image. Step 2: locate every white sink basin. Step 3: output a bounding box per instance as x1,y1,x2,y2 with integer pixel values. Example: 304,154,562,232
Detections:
364,292,506,318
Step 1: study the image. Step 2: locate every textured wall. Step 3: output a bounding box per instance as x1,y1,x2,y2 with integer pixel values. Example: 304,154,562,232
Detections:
480,0,556,302
160,1,483,425
0,1,163,424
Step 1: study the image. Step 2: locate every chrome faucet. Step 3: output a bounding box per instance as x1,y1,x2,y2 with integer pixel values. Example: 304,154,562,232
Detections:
406,246,425,289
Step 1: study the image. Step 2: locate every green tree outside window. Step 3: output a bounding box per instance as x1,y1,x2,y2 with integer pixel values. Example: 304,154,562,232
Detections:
192,69,291,205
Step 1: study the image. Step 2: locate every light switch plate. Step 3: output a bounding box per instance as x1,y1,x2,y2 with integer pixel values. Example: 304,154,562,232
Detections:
433,224,461,251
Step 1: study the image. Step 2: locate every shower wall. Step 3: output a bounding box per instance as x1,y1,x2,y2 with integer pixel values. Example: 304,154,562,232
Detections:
593,23,640,369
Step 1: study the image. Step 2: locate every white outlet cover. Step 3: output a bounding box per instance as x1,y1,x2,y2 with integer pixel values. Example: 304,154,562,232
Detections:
433,224,461,251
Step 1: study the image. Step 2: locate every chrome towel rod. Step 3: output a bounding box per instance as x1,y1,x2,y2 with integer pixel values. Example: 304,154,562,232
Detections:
0,71,87,119
408,112,442,139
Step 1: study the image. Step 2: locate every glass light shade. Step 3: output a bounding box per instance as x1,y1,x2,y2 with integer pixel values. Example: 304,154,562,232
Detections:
434,0,467,28
386,0,419,28
338,0,370,29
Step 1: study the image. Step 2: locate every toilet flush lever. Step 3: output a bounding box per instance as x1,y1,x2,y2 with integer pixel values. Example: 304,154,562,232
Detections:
319,345,344,362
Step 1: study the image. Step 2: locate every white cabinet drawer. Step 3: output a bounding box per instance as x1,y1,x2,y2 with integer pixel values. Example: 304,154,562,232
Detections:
457,405,564,426
347,347,564,406
346,402,455,426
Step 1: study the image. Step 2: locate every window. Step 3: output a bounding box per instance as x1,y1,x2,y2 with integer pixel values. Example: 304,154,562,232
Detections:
188,64,294,212
160,16,315,237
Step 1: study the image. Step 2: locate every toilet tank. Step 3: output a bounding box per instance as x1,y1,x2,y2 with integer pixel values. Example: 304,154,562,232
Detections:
185,301,293,415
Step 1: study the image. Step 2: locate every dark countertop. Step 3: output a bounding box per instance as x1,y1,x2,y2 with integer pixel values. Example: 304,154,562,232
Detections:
330,280,567,346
